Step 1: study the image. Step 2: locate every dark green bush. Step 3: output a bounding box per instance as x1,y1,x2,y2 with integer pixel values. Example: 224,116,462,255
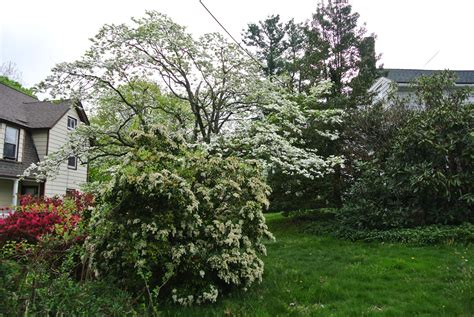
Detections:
342,72,474,230
0,259,137,317
336,223,474,245
291,209,474,245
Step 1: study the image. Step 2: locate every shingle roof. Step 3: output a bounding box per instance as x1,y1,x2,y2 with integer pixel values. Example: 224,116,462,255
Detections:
0,132,40,178
385,69,474,84
22,101,71,128
0,83,71,128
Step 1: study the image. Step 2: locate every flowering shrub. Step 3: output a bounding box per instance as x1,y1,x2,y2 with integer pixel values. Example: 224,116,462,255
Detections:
84,126,273,305
0,191,93,244
66,190,94,213
0,212,63,243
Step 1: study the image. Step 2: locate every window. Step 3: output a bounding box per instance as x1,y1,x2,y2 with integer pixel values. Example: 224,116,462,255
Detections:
68,156,77,169
65,188,76,197
4,126,19,160
21,185,39,197
67,116,77,130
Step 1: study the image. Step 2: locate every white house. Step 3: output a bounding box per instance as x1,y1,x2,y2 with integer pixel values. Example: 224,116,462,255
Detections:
0,83,89,212
369,69,474,106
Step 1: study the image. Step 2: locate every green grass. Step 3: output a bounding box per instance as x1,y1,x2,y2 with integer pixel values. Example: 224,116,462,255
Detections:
161,213,473,316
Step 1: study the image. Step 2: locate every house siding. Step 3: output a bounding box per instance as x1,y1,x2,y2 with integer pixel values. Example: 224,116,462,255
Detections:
31,130,48,160
44,108,87,197
17,129,24,162
0,179,13,208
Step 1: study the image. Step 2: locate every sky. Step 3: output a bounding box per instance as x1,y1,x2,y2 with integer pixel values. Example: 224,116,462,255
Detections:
1,0,473,88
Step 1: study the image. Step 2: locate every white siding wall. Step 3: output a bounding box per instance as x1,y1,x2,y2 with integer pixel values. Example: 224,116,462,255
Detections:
31,130,48,160
44,108,87,197
370,79,474,108
369,78,394,104
0,179,13,208
17,128,24,162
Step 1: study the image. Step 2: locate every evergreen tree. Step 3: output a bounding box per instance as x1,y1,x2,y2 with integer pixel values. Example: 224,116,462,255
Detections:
243,15,287,77
283,19,307,93
304,0,378,105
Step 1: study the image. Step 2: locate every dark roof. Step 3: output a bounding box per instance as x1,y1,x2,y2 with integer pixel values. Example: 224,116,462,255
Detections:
385,69,474,84
0,83,87,128
21,101,71,128
0,131,40,178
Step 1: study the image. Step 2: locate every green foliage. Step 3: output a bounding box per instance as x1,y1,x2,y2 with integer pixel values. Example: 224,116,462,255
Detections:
0,259,138,316
287,208,474,245
244,1,380,99
243,14,288,77
337,223,474,245
343,101,414,163
0,76,36,98
247,1,381,211
305,0,378,101
342,72,474,230
84,125,273,305
87,81,192,183
299,0,381,208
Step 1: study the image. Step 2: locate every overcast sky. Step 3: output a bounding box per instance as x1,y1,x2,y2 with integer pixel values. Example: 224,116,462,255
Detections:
1,0,473,87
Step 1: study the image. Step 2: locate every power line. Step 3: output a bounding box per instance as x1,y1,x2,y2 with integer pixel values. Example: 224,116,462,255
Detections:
424,49,440,68
198,0,264,69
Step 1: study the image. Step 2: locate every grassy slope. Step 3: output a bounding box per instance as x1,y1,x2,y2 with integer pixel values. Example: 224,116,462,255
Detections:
162,213,473,316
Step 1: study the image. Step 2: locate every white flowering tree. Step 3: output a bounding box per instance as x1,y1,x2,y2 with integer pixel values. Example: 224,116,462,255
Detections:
27,10,344,184
210,81,345,179
39,11,265,143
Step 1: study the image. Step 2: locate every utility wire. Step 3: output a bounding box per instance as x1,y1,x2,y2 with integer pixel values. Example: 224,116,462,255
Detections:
423,49,440,68
198,0,264,69
199,0,288,87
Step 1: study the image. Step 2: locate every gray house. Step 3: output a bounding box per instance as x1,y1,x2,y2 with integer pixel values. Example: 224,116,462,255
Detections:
369,69,474,105
0,83,89,211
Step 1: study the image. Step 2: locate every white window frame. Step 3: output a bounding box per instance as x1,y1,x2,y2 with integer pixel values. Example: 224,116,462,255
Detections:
67,156,77,169
3,126,20,161
67,116,77,130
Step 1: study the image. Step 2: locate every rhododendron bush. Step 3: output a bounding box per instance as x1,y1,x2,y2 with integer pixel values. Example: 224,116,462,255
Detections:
84,127,273,305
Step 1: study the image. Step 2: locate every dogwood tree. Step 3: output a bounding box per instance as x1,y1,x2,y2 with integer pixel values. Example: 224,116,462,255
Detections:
40,11,265,143
27,11,344,182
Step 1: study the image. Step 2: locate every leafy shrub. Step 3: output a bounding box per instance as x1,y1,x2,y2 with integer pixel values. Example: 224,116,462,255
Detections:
336,223,474,245
342,72,474,230
84,126,273,306
0,76,36,98
0,211,64,242
0,258,138,316
290,209,474,245
0,191,92,244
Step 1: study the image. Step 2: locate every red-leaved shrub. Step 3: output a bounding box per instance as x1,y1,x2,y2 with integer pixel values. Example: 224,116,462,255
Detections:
0,211,63,242
0,191,93,244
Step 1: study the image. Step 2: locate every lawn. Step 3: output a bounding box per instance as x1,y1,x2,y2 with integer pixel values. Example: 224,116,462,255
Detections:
162,213,473,316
